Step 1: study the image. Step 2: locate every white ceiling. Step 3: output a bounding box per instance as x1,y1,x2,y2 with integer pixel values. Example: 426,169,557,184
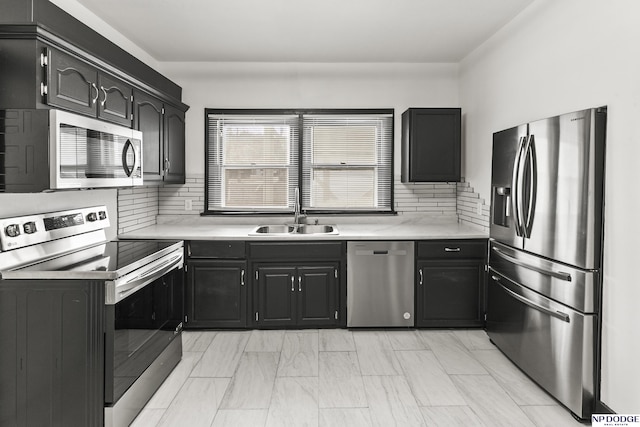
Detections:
73,0,534,63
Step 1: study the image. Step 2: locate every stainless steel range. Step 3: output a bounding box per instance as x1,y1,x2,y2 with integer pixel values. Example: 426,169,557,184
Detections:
0,206,184,427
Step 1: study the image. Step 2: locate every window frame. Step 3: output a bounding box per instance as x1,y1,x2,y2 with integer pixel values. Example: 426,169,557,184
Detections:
204,108,395,216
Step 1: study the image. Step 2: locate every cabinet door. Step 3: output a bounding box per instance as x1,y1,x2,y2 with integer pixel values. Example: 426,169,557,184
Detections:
47,46,99,116
186,261,247,328
163,104,186,184
416,259,485,327
97,72,132,127
255,266,297,327
0,288,20,425
402,108,461,182
297,266,338,326
134,90,164,182
0,282,103,427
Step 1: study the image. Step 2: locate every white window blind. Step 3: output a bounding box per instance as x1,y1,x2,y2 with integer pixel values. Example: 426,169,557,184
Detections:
206,114,299,212
302,113,393,211
204,109,393,214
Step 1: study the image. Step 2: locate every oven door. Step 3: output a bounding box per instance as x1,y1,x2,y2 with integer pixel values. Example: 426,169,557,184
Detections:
104,267,183,405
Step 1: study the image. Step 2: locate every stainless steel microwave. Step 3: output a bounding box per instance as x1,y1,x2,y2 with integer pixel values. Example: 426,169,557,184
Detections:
50,110,143,189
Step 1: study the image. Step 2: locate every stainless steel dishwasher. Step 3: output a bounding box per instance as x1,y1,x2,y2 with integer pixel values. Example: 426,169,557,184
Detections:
347,241,415,327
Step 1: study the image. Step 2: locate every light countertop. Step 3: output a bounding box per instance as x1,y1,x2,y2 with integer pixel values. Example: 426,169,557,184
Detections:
119,214,488,241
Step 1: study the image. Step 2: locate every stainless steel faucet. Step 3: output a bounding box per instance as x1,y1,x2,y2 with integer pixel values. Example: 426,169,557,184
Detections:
294,187,305,225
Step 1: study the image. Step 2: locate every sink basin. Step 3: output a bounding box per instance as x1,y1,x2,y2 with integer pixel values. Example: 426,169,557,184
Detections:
295,224,337,234
252,225,296,234
249,224,338,235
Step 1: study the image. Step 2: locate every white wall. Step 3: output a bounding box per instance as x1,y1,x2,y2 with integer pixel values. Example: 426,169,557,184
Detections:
159,62,460,177
460,0,640,413
49,0,160,70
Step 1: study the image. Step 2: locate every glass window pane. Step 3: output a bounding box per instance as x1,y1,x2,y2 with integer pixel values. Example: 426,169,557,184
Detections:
311,168,375,208
224,125,290,165
312,126,376,164
224,168,288,208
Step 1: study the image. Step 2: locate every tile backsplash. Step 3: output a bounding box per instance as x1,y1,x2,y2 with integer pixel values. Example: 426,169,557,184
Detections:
456,179,490,232
117,186,159,234
117,175,491,234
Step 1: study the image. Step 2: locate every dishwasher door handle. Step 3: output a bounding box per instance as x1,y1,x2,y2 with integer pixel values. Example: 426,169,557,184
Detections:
355,250,408,256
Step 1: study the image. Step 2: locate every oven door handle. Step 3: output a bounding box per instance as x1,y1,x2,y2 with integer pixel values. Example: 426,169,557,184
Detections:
130,253,182,283
105,252,183,305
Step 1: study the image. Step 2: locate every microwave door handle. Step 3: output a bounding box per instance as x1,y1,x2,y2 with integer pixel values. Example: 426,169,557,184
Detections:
121,139,135,177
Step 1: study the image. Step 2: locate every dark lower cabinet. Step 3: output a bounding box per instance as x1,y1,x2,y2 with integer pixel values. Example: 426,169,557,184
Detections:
186,260,247,328
254,264,339,328
416,239,487,328
416,259,485,327
298,266,338,326
255,266,296,327
0,280,104,427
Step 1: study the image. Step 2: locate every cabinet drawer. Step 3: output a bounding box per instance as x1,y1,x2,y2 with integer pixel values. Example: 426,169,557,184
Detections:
249,242,345,260
187,241,246,258
417,239,486,259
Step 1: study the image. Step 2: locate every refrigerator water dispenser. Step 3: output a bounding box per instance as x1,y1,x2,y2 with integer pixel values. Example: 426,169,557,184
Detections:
492,186,511,227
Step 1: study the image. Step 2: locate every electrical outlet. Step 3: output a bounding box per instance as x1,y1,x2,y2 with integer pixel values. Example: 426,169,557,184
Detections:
185,199,193,211
476,201,483,215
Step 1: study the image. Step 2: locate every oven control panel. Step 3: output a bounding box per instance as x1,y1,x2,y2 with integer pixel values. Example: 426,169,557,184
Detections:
0,206,110,251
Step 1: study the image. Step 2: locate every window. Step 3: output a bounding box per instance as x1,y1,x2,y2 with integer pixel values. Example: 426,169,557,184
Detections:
205,109,393,214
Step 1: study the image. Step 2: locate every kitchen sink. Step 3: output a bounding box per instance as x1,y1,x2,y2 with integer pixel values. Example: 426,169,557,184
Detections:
249,224,338,235
252,225,296,234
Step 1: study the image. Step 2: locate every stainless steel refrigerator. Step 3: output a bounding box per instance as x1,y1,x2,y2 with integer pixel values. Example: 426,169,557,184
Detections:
487,106,607,420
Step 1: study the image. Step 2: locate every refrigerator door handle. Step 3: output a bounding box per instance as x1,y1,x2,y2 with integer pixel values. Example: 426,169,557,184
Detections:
512,136,527,236
492,246,572,281
523,135,537,238
491,275,571,322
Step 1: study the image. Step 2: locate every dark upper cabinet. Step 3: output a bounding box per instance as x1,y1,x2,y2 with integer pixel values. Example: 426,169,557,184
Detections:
98,72,133,127
46,46,98,116
163,104,186,183
401,108,461,182
47,46,133,127
0,20,189,192
134,90,185,184
134,91,164,182
415,239,487,328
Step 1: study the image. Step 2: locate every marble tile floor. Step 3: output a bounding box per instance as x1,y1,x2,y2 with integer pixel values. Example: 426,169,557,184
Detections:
132,329,584,427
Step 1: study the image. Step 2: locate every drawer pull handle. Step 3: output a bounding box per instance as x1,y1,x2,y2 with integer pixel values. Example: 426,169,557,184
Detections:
444,247,461,252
